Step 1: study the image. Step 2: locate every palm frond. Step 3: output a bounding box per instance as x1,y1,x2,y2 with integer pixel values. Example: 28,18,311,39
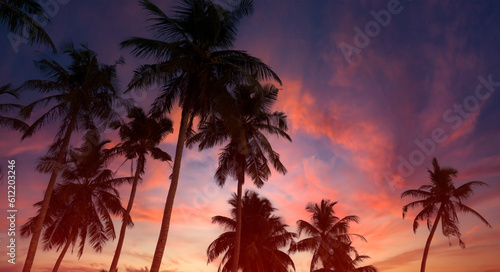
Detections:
401,189,432,199
452,201,492,228
453,181,488,201
0,0,55,51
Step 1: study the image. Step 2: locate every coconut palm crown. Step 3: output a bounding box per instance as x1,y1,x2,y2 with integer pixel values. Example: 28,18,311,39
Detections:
208,190,296,272
289,199,375,272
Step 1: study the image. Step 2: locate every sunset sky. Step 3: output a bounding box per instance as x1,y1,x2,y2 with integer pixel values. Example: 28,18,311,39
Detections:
1,1,500,272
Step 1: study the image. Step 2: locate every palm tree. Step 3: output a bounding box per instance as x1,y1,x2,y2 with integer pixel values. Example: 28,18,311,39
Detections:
401,157,492,272
121,1,280,271
108,106,173,272
187,83,290,271
208,190,296,272
289,200,375,272
19,43,124,272
21,134,130,272
0,0,55,51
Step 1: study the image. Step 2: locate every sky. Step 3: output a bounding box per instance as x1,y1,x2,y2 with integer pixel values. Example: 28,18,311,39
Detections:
1,0,500,272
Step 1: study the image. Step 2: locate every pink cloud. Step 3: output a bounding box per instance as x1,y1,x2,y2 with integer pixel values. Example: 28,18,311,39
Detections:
277,78,396,186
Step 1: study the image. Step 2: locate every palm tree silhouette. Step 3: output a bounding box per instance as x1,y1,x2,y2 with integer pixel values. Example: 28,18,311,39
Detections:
108,106,173,272
121,1,280,271
208,190,296,272
0,0,55,51
21,134,130,272
18,43,124,272
401,157,492,272
187,83,290,271
289,199,376,272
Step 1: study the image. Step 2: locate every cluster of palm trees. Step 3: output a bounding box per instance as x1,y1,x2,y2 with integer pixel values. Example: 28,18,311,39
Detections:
207,191,377,272
21,132,132,272
1,0,288,271
0,0,492,272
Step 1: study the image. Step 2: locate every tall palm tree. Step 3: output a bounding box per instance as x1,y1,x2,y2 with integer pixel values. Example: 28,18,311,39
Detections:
21,134,130,272
19,43,124,272
0,0,55,51
121,1,280,271
208,190,296,272
289,200,375,272
187,83,290,271
401,157,492,272
108,106,173,272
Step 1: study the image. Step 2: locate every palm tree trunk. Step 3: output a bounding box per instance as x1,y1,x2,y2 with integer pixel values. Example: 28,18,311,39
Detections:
23,113,78,272
420,204,444,272
52,238,72,272
231,168,244,272
150,106,190,272
109,156,145,272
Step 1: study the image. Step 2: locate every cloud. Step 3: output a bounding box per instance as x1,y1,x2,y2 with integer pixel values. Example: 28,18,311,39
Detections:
277,77,396,187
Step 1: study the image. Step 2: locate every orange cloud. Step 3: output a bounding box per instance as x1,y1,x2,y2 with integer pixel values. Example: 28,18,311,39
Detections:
277,78,395,186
